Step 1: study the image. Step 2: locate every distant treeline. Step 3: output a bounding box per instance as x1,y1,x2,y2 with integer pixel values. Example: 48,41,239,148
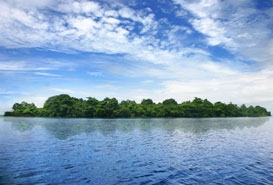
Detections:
4,94,271,118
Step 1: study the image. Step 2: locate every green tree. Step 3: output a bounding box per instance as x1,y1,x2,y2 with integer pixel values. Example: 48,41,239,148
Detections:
202,99,214,117
118,100,137,117
11,102,38,117
43,94,76,117
5,95,271,118
85,97,99,118
135,104,145,117
163,98,177,105
141,99,154,105
226,103,240,117
214,102,227,117
96,97,119,118
162,99,180,117
254,106,271,117
239,104,248,117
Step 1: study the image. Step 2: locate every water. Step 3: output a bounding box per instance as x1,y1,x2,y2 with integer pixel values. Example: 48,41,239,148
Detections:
0,117,273,184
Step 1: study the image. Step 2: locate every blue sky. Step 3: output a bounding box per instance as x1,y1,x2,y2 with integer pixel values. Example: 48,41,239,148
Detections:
1,0,273,114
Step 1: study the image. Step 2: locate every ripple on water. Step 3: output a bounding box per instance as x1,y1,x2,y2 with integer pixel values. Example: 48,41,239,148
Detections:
1,117,273,184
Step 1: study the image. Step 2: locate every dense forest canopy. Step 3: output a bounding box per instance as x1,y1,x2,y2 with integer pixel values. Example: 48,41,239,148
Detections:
4,94,271,118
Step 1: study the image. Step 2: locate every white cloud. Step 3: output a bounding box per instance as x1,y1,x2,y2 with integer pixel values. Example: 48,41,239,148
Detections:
191,17,232,46
174,0,273,64
175,0,220,18
0,0,190,68
0,0,156,55
2,0,55,10
141,80,154,84
0,0,273,114
199,61,237,76
0,60,75,71
87,71,103,77
51,88,74,94
0,89,17,95
16,96,49,108
0,0,212,78
94,84,120,90
1,0,272,67
0,61,50,71
35,72,62,77
159,68,273,105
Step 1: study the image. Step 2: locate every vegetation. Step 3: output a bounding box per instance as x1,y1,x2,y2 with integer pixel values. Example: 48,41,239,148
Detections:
4,94,271,118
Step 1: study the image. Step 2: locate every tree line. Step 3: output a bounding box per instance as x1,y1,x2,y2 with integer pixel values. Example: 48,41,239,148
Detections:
4,94,271,118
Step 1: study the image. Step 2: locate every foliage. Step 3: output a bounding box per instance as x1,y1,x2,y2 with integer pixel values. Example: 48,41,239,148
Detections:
4,102,38,117
4,94,271,118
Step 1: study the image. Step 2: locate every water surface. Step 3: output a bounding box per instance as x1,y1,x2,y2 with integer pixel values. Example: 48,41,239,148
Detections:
0,117,273,184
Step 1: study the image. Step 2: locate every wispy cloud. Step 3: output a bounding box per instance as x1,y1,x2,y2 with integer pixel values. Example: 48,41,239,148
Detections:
0,0,156,54
1,0,272,67
0,61,51,71
160,68,273,104
87,71,103,77
94,84,120,90
174,0,273,64
35,72,62,77
0,60,75,71
0,89,17,95
0,0,273,114
50,88,74,94
0,0,207,66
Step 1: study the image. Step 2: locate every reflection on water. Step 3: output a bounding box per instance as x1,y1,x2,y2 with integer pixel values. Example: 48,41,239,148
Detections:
1,117,273,184
4,117,269,140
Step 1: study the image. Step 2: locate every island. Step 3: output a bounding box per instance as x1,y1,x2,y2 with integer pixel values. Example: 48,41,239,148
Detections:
4,94,271,118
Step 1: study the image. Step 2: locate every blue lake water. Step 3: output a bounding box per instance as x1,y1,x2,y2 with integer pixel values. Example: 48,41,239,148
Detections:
0,117,273,184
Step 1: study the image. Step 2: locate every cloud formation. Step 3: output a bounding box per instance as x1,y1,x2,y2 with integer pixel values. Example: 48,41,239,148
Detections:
174,0,273,64
0,0,273,113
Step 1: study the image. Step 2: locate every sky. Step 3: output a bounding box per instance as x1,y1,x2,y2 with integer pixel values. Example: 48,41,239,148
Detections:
1,0,273,114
